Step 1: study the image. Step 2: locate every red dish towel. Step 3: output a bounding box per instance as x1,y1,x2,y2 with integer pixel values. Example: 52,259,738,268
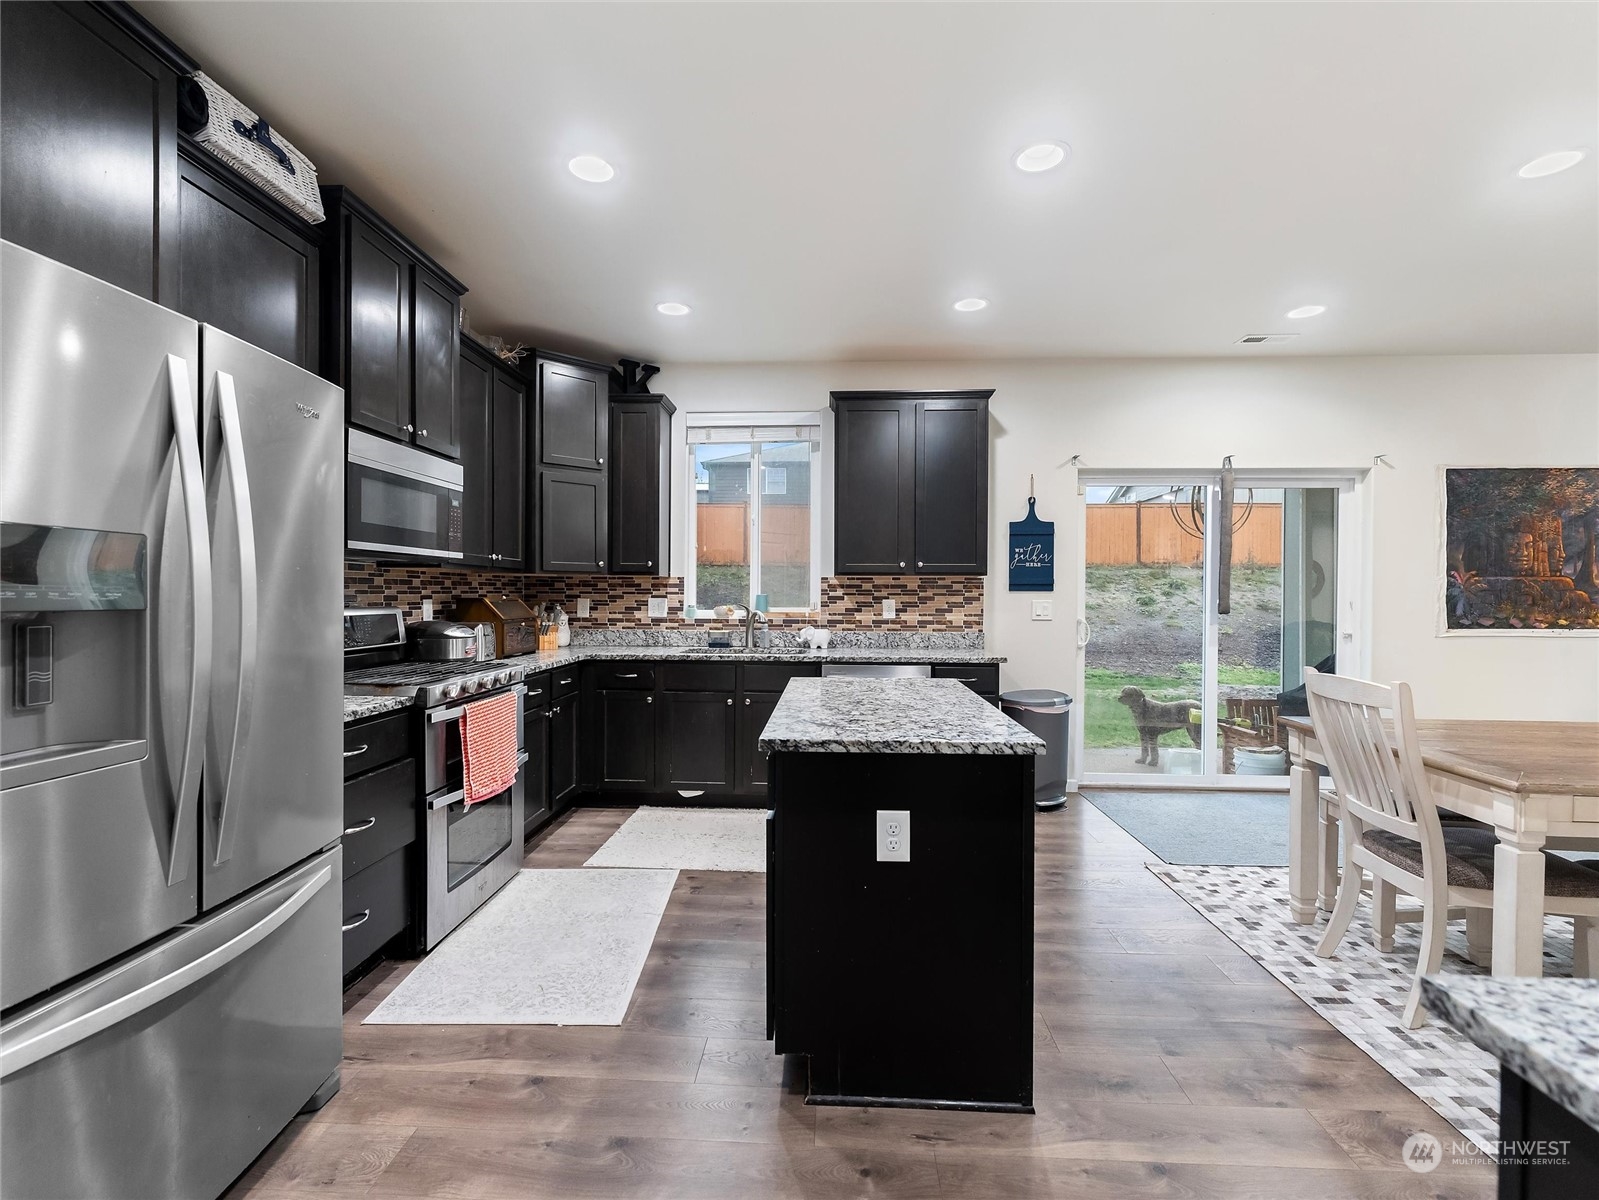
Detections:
462,691,520,805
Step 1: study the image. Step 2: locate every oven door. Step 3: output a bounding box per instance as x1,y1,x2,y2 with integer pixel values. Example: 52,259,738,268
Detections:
346,433,463,561
422,689,526,948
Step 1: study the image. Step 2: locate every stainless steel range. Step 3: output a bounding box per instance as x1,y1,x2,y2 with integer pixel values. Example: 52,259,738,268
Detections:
344,609,527,949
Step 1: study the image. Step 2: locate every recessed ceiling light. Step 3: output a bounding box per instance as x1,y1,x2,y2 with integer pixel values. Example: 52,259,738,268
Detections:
1014,142,1069,173
1285,305,1326,319
568,155,615,183
952,297,988,312
655,301,691,316
1518,150,1586,179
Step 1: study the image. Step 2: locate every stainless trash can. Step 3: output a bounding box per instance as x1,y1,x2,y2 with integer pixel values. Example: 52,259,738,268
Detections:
1000,689,1071,811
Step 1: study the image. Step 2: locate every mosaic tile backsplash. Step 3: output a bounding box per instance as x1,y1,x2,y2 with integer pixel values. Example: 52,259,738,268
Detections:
344,562,984,635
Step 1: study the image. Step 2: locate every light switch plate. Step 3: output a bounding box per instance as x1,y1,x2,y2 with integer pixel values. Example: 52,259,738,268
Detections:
648,597,668,618
1031,599,1053,621
576,598,592,618
882,598,896,619
876,810,910,862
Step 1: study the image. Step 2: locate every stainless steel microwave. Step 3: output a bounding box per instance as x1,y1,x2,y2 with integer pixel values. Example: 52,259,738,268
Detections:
346,429,464,560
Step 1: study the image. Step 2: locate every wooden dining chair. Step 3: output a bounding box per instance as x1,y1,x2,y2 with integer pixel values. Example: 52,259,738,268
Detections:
1305,669,1599,1027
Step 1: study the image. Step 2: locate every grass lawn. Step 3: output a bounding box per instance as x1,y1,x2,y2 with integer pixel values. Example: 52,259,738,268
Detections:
1082,665,1280,748
693,564,812,611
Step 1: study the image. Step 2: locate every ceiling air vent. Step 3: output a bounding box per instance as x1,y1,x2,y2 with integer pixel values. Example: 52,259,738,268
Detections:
1235,334,1299,345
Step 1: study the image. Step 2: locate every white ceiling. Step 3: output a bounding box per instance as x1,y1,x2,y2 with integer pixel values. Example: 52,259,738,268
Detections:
138,1,1599,364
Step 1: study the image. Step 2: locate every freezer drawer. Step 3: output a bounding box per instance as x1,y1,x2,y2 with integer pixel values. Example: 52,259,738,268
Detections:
0,848,342,1200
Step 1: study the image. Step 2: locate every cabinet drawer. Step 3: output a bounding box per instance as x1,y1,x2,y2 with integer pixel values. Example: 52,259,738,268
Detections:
521,670,553,710
932,664,999,696
343,711,412,779
551,667,582,698
341,848,411,975
740,663,822,693
342,758,418,877
591,662,654,690
661,662,736,692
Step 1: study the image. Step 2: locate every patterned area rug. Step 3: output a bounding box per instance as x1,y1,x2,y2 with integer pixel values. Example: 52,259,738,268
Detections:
585,806,767,872
1150,864,1585,1154
365,869,675,1025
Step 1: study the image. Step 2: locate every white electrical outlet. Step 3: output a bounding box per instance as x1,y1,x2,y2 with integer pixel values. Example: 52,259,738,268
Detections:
576,598,592,618
882,598,896,619
876,810,910,862
421,598,434,621
1031,598,1053,621
648,596,668,618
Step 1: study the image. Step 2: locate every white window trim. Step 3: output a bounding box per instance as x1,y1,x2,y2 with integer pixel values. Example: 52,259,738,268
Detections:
685,424,822,616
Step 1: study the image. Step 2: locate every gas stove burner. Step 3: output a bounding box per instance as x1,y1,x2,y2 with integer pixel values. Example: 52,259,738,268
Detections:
344,660,528,708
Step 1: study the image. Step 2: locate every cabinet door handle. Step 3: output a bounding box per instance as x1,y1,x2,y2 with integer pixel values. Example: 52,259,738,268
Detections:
647,560,653,567
745,698,751,705
343,816,377,835
917,561,924,568
598,457,604,466
550,705,561,715
646,696,654,704
404,423,414,433
616,673,640,679
898,561,906,568
950,676,977,683
598,560,605,569
558,677,574,685
341,910,371,932
420,428,428,437
726,698,733,706
342,744,369,759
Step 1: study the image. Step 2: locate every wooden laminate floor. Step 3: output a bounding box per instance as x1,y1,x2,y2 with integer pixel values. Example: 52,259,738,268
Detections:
226,801,1493,1199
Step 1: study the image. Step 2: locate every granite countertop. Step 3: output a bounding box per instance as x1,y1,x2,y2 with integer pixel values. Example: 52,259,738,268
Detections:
758,677,1044,755
1422,975,1599,1130
343,695,411,724
498,646,1004,670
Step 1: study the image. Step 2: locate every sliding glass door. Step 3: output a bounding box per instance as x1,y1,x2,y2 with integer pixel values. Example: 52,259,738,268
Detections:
1078,472,1356,788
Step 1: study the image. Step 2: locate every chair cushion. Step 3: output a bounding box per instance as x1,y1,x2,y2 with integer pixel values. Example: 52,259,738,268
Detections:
1361,827,1599,898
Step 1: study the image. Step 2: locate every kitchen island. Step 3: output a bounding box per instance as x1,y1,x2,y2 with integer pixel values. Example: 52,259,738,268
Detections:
761,676,1043,1112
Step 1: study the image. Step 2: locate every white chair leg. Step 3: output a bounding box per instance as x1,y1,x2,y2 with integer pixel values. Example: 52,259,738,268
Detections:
1403,876,1450,1029
1574,917,1599,979
1372,879,1396,953
1318,796,1340,912
1317,862,1363,960
1466,907,1493,968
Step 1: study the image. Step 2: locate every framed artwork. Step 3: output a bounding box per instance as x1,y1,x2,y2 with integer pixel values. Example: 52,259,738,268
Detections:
1443,467,1599,633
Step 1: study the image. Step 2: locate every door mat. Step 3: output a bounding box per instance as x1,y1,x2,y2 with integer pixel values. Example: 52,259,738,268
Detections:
585,807,767,872
364,869,675,1026
1084,790,1290,866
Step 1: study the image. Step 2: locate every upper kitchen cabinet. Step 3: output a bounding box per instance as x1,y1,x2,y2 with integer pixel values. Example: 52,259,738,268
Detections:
175,150,320,372
321,187,466,456
609,395,675,575
538,357,609,471
457,338,527,569
1,2,182,302
830,390,992,575
539,468,608,574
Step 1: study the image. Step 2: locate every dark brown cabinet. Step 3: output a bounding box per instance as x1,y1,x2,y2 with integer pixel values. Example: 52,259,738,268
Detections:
341,710,419,977
322,188,466,458
550,694,581,812
658,692,737,793
0,2,181,303
609,395,674,575
538,358,608,471
522,676,552,839
458,340,527,569
596,690,656,789
737,693,782,795
540,468,607,573
176,151,320,372
830,391,991,576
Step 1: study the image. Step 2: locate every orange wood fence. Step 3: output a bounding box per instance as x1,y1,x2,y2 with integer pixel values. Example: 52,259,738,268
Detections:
1086,503,1282,566
696,503,812,564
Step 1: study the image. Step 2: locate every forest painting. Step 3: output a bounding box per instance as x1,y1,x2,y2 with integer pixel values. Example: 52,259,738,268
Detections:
1444,467,1599,632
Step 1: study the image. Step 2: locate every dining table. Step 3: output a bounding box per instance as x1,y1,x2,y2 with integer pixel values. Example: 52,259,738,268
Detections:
1281,716,1599,977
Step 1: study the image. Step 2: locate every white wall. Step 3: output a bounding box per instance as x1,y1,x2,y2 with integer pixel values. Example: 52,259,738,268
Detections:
659,354,1599,723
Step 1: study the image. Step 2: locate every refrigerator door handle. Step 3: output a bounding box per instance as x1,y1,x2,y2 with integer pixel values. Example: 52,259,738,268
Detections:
211,370,259,867
165,353,212,887
0,862,334,1079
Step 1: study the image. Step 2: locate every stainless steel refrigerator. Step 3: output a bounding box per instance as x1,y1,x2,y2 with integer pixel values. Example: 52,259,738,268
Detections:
0,240,345,1199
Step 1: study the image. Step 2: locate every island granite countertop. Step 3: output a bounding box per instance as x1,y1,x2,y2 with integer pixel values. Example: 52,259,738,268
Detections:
1422,975,1599,1131
758,676,1044,755
343,694,412,724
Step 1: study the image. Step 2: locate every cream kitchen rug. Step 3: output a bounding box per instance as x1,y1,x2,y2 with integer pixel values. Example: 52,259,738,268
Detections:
1151,863,1584,1156
365,868,675,1025
585,806,767,872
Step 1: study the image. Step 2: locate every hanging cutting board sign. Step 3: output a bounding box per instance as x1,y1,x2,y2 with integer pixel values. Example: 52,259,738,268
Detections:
1008,482,1054,592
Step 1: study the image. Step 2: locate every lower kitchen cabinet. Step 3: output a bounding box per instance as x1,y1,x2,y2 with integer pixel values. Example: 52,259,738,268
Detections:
597,690,656,789
658,691,736,792
341,711,420,980
550,692,581,812
737,692,782,795
522,677,552,838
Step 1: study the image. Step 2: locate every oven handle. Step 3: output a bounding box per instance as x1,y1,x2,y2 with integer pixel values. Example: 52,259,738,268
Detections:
427,683,526,725
426,751,529,810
